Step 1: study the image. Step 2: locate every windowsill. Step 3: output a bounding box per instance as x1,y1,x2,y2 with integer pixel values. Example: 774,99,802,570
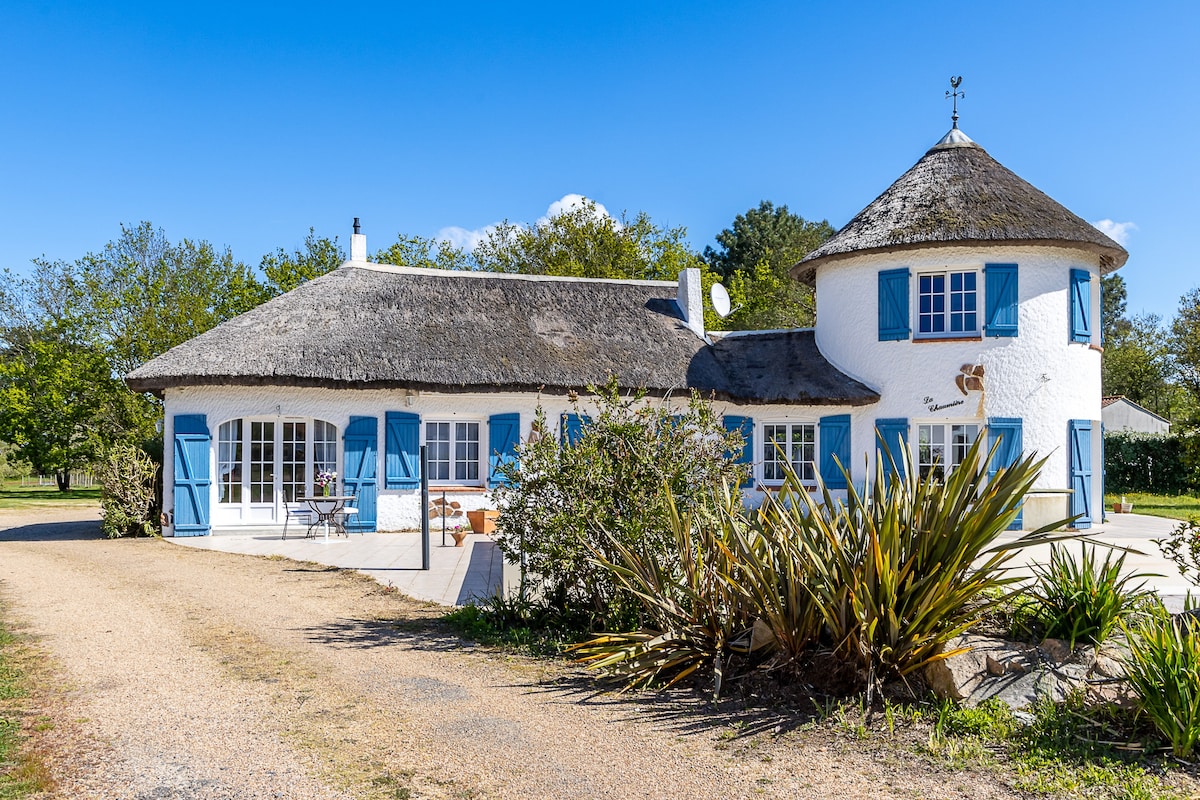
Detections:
425,485,488,493
756,482,818,492
913,335,982,343
1089,343,1104,353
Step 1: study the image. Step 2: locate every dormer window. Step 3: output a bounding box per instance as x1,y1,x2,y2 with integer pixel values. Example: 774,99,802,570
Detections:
918,270,977,337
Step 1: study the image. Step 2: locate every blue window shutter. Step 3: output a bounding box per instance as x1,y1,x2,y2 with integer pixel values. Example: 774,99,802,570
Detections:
1068,419,1093,528
984,263,1018,337
819,414,851,490
343,416,378,532
560,413,588,446
874,418,909,483
384,411,420,489
488,413,520,488
723,415,754,488
878,268,911,341
1070,268,1092,343
987,417,1024,530
172,414,211,536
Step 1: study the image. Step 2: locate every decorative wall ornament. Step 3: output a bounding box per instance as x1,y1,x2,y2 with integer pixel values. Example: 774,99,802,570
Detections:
956,363,985,396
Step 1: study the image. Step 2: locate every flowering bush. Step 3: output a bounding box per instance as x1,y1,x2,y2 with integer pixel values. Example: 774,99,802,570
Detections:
1156,518,1200,587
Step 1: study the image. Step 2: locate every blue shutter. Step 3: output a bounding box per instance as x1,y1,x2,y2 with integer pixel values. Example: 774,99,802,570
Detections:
343,416,378,532
560,413,588,446
878,268,911,341
1070,268,1092,343
819,414,851,490
1068,419,1093,529
723,415,754,488
875,418,909,483
984,263,1019,337
488,413,520,488
172,414,211,536
384,411,420,489
987,417,1024,530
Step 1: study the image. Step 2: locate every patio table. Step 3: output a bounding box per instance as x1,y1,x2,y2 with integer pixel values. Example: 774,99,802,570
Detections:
300,495,355,540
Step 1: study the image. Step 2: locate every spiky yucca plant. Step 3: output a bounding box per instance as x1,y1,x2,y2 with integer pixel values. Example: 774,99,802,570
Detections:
1029,543,1152,648
1122,610,1200,758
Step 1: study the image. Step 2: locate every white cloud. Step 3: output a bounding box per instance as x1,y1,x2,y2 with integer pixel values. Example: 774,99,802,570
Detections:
435,224,500,252
538,193,617,228
1091,219,1137,246
436,194,615,252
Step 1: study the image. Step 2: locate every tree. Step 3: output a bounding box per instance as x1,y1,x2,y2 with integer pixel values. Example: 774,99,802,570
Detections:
1102,312,1177,417
1102,273,1131,344
0,327,131,490
373,234,470,271
703,201,834,329
1172,287,1200,418
259,228,345,295
471,200,705,282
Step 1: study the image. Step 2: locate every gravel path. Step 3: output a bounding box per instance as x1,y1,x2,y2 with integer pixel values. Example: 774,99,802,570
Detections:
0,507,1019,800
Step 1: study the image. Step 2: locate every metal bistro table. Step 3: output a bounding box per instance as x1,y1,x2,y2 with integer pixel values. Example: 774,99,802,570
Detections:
301,495,356,541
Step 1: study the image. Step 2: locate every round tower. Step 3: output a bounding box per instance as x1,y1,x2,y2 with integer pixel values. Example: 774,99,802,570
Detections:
794,127,1128,530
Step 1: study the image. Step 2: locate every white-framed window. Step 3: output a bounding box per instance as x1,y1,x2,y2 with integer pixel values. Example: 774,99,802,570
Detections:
918,270,978,337
426,421,481,483
216,418,339,505
762,422,816,483
917,422,980,480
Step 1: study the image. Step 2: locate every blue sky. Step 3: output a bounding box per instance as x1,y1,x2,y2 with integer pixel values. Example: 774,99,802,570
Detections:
1,1,1196,321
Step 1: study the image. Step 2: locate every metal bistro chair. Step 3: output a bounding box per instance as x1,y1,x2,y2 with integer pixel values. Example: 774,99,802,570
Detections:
338,497,361,535
281,494,315,539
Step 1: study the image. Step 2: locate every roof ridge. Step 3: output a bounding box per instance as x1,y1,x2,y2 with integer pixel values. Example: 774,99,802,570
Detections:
345,260,678,288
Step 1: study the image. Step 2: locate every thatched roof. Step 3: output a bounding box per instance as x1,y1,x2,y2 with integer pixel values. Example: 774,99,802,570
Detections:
126,263,878,406
793,128,1129,283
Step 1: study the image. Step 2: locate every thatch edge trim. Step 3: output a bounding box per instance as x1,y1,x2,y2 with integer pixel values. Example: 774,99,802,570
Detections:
347,260,679,287
128,374,880,407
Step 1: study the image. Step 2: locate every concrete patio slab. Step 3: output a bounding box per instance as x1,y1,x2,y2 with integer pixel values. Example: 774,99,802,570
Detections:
169,530,505,607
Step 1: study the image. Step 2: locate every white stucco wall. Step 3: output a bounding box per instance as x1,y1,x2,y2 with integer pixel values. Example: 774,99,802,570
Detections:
814,244,1106,527
162,385,857,534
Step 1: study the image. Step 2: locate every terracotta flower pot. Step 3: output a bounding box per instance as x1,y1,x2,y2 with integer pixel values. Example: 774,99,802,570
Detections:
450,530,469,547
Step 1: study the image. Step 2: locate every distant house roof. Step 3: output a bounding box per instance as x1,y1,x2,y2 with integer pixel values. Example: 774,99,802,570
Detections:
126,263,879,407
1101,395,1171,425
792,128,1129,283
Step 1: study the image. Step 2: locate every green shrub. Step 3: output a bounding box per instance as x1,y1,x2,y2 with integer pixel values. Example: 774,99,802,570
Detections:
1156,518,1200,587
98,443,160,538
492,379,746,629
1122,610,1200,758
1104,431,1192,494
1028,543,1152,647
575,432,1072,695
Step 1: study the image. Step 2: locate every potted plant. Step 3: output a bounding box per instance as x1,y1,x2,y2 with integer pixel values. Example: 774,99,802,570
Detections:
1112,495,1134,513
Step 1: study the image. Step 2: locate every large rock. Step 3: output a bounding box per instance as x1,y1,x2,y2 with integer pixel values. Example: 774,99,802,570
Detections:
925,633,1137,710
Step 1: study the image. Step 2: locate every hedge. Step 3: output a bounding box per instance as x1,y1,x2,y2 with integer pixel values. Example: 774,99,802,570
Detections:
1104,430,1200,494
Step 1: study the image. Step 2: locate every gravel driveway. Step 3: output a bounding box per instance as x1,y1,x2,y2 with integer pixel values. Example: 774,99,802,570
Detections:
0,507,1019,799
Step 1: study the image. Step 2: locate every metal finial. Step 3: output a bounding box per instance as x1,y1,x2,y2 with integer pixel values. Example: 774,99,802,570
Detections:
945,76,964,129
353,217,361,235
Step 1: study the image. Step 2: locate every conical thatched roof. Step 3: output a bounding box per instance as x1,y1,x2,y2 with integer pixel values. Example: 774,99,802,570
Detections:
792,129,1128,283
126,263,878,406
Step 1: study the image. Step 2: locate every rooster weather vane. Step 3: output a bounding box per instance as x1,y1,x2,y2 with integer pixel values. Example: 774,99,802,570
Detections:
946,76,964,129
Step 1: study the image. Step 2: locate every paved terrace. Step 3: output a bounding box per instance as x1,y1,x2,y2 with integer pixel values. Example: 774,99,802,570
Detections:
168,512,1195,610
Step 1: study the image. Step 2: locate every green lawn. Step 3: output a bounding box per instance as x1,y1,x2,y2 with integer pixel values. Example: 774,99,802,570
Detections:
0,481,100,512
1104,492,1200,522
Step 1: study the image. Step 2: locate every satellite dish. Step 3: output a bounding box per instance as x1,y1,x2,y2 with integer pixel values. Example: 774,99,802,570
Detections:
710,282,732,318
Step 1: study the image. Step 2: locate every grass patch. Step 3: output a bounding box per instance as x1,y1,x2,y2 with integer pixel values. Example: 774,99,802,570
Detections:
0,480,100,511
442,596,591,657
1105,492,1200,522
0,611,56,798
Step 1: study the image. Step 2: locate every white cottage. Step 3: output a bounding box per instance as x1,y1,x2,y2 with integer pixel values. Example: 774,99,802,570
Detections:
127,124,1126,536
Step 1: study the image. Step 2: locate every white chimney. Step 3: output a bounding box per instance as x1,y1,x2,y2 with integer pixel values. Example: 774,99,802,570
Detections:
350,217,367,262
676,267,705,339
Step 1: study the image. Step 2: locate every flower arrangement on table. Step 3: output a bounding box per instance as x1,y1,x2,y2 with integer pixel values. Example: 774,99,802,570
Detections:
315,470,338,496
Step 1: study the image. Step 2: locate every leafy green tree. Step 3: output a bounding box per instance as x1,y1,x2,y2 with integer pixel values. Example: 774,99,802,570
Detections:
260,228,344,295
703,201,834,329
373,234,471,270
1102,273,1131,343
472,201,704,282
1172,287,1200,411
1102,312,1178,417
0,327,131,490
